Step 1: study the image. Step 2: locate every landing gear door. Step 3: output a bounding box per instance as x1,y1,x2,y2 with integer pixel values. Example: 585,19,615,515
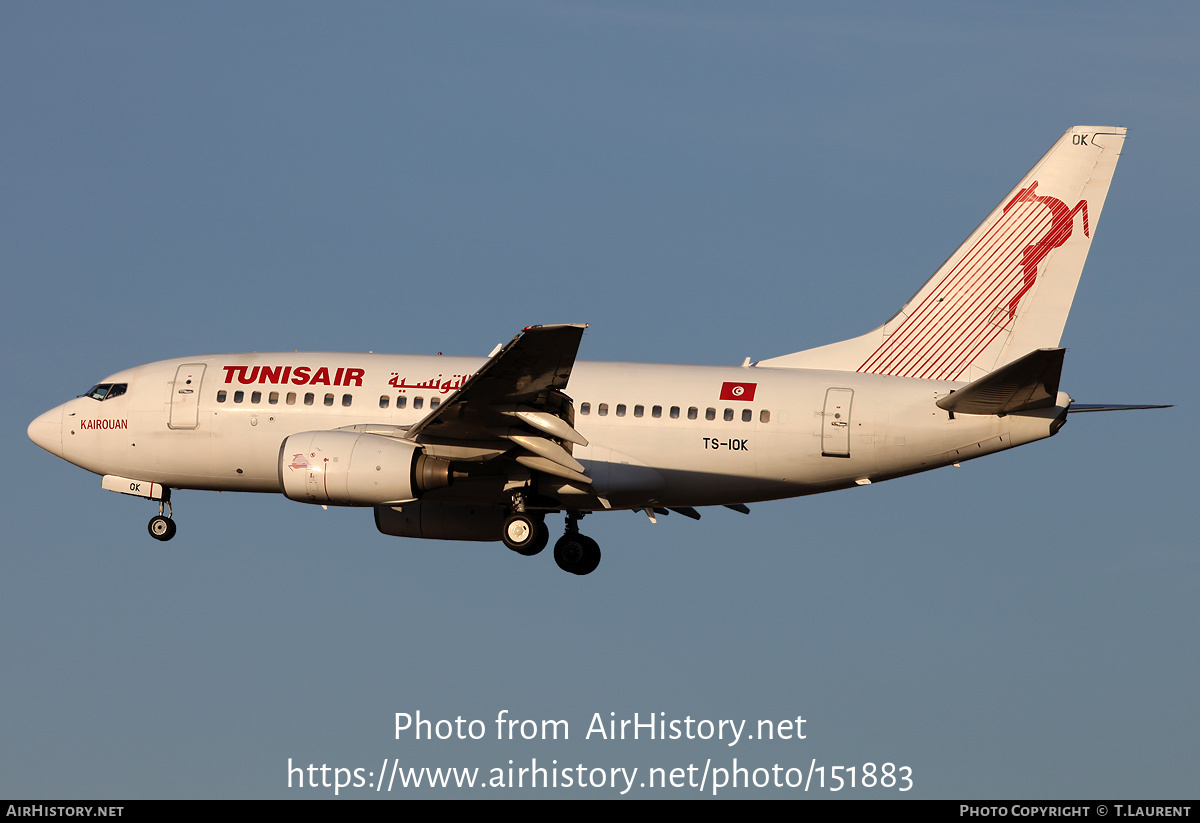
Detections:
821,388,853,458
169,364,206,430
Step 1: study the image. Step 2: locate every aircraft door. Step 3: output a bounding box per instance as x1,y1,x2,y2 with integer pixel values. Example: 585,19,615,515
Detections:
821,388,853,457
169,364,206,430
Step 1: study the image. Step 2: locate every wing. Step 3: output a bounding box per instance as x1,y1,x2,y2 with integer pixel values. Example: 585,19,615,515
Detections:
403,324,593,485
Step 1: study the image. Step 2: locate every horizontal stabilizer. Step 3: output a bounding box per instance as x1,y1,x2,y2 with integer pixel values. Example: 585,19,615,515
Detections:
936,348,1064,416
1067,404,1172,413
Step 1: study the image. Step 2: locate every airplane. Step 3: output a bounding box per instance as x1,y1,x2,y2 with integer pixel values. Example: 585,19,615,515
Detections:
28,125,1166,575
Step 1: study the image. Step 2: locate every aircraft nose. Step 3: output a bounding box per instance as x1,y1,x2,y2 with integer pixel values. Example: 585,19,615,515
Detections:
28,406,63,457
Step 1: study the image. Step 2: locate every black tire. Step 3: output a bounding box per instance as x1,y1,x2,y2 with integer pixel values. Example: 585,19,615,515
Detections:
502,513,546,555
148,515,176,542
525,520,551,556
554,533,601,575
553,534,584,572
575,535,601,575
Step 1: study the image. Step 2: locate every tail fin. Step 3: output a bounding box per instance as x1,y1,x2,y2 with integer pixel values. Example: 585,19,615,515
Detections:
758,126,1126,381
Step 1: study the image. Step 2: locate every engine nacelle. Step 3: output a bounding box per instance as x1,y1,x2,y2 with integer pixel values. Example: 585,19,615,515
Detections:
374,503,507,542
278,431,450,506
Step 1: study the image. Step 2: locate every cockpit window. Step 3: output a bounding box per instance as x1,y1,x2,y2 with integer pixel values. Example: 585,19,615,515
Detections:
82,383,128,401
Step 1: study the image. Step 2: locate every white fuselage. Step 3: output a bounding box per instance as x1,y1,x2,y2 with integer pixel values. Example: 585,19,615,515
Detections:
30,352,1067,511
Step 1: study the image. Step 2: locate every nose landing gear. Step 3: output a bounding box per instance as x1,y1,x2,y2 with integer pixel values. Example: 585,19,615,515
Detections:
147,498,176,542
148,515,176,541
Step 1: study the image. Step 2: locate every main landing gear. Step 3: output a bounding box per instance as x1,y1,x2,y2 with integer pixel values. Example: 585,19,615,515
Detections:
553,512,600,576
501,511,550,556
147,498,176,542
502,502,600,575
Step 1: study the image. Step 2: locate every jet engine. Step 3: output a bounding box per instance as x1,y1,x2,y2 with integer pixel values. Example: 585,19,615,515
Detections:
278,431,451,506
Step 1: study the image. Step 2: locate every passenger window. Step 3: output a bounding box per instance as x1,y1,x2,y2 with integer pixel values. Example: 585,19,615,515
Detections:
234,391,244,403
414,397,424,410
251,391,262,404
616,404,626,417
304,392,314,406
217,390,227,403
706,408,716,421
723,408,734,421
286,392,296,405
760,409,770,423
580,403,591,415
397,396,407,409
688,407,698,420
652,405,662,418
431,397,440,408
633,405,643,418
742,409,752,422
379,396,390,409
342,394,352,407
670,406,680,419
269,391,279,405
598,403,609,416
324,394,334,406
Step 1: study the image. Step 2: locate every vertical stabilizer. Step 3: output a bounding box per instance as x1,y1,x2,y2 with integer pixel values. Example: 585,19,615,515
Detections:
758,126,1126,381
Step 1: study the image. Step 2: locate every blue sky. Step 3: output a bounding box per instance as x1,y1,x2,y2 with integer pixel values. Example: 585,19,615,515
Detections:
3,2,1196,798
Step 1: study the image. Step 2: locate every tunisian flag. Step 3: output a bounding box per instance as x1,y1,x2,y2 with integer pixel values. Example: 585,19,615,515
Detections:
719,382,757,401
